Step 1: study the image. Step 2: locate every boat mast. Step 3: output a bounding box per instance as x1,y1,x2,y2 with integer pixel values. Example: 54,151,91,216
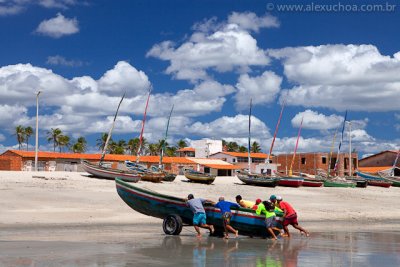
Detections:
289,117,303,176
99,92,125,165
267,98,286,165
136,89,151,163
159,105,174,169
327,127,339,177
248,99,252,174
333,111,347,175
348,121,352,177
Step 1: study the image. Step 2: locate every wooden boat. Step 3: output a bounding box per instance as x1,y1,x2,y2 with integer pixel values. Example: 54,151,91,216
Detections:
323,178,356,188
381,176,400,187
236,172,278,187
149,165,177,182
346,178,368,188
115,178,272,237
125,160,165,183
184,169,216,184
366,180,392,188
302,178,324,187
82,160,140,182
277,177,304,187
355,171,392,188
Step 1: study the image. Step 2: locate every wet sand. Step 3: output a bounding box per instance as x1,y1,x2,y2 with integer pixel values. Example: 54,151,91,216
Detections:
1,171,400,266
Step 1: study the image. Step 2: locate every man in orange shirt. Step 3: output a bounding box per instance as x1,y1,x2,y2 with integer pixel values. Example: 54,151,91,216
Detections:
274,195,309,238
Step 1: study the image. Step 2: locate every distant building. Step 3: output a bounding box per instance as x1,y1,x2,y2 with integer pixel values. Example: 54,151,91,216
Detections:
209,151,277,174
358,150,400,176
191,139,222,158
0,150,238,176
176,147,195,157
272,152,358,176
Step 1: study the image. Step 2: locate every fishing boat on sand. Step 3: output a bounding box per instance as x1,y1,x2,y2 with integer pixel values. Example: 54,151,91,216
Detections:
184,169,216,184
236,171,278,187
355,171,393,188
125,160,164,183
82,160,140,182
115,178,272,237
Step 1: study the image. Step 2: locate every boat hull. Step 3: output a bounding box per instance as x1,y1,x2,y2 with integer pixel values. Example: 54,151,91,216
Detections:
162,173,177,182
82,160,141,182
139,172,165,183
277,177,304,187
367,180,392,188
302,179,324,187
237,173,278,187
115,178,270,237
323,180,356,188
184,172,216,184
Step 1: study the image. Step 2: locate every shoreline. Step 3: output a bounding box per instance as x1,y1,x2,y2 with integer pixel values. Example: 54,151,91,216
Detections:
1,171,399,241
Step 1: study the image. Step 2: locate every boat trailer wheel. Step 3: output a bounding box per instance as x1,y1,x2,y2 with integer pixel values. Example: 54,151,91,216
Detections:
163,214,183,235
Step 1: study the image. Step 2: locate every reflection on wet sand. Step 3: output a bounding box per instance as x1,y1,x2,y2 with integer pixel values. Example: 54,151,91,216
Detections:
1,232,399,266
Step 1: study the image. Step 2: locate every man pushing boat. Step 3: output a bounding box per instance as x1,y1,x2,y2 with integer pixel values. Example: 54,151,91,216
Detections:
185,194,215,238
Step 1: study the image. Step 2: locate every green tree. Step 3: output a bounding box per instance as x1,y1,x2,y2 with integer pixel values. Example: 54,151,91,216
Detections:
71,137,87,153
239,145,248,153
177,139,188,149
148,143,159,156
58,135,70,152
24,126,33,150
14,125,25,150
251,141,261,153
127,138,140,155
47,128,62,152
96,133,111,152
110,139,126,154
165,146,177,157
226,141,239,152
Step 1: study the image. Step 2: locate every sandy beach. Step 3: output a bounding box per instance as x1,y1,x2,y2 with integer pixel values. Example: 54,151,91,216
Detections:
1,170,399,240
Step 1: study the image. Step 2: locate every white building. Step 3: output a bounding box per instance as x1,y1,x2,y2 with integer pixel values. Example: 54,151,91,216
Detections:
191,139,223,158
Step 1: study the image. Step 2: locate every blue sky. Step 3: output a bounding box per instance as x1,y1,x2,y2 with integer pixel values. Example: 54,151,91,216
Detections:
0,0,399,157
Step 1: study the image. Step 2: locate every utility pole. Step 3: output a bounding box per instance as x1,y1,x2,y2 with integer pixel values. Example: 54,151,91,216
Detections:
34,91,41,172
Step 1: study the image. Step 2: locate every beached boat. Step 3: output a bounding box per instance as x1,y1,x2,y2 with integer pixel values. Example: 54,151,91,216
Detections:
115,178,271,237
323,178,356,188
366,180,392,188
302,178,324,187
277,177,304,187
82,160,140,182
355,171,393,188
125,160,164,183
346,178,368,188
236,172,278,187
184,169,216,184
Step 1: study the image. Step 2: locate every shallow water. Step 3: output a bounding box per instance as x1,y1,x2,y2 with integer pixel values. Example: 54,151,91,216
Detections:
1,231,399,266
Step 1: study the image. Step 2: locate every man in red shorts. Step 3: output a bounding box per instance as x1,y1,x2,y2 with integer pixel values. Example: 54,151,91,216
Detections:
275,195,309,238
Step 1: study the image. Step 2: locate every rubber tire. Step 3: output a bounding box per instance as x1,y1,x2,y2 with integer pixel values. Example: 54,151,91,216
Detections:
163,214,183,235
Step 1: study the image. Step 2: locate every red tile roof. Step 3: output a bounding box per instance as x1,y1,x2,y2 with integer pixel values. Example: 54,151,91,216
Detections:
176,147,195,152
4,150,194,164
213,151,269,159
358,166,392,173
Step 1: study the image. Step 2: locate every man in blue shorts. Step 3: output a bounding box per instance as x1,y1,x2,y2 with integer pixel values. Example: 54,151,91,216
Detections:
215,196,240,239
186,194,214,238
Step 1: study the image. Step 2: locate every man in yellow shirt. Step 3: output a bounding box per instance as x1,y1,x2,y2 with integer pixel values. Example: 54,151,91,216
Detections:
235,195,255,209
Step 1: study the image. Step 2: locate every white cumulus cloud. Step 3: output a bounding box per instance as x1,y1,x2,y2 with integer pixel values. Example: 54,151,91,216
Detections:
36,13,79,38
291,110,343,130
270,44,400,111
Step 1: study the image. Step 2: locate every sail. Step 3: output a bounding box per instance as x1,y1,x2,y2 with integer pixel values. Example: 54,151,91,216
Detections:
136,89,151,162
333,111,347,172
267,98,286,164
159,105,174,169
327,127,339,177
100,93,125,164
247,99,252,174
289,117,303,176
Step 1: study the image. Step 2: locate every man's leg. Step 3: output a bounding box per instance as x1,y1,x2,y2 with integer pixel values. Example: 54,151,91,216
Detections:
293,224,309,236
267,227,278,240
194,225,201,237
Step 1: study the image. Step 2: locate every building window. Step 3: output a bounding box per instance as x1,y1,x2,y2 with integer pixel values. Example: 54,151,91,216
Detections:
322,157,327,164
252,158,265,163
232,158,236,163
204,167,210,174
237,157,248,163
301,158,306,164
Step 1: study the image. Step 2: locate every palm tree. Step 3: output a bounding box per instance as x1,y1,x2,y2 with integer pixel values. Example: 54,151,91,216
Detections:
251,141,261,153
165,146,177,157
127,138,140,155
58,135,70,152
177,139,188,149
14,125,25,150
148,143,159,156
239,146,248,153
157,139,168,155
96,133,111,152
24,126,33,150
226,141,239,152
71,137,87,153
111,140,127,154
47,128,62,152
